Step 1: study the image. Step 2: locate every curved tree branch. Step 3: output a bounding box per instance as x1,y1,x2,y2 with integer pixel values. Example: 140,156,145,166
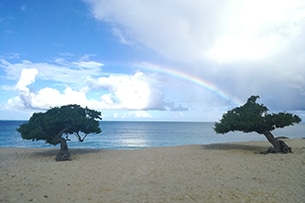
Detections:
51,126,72,144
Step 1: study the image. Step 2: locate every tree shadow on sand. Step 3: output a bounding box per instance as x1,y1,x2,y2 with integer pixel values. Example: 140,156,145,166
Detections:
31,148,105,159
203,143,268,153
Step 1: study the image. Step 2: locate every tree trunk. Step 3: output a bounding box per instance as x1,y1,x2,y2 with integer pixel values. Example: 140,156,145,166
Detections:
262,130,291,153
55,137,71,161
51,127,71,161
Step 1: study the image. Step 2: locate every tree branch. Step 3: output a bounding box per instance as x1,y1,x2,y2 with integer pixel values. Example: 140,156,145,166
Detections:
74,132,87,142
52,126,72,144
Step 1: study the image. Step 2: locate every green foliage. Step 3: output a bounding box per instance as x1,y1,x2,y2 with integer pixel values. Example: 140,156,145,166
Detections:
214,95,301,134
17,104,102,145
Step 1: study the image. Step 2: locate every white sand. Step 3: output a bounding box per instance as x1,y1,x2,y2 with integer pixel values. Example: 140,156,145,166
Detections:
1,139,304,203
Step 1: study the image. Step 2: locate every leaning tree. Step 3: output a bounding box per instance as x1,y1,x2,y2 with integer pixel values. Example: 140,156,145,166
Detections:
17,104,102,161
214,95,301,153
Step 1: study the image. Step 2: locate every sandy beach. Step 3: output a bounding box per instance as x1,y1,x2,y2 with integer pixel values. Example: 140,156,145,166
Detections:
1,139,304,203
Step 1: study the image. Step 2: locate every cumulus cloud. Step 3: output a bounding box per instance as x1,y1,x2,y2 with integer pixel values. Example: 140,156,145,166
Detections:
11,67,89,109
2,57,187,115
90,71,166,110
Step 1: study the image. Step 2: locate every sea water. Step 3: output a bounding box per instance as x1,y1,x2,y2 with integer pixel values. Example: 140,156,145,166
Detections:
0,121,304,150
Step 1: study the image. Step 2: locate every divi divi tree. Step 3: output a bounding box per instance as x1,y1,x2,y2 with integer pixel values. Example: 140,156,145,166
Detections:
214,96,301,153
17,104,102,161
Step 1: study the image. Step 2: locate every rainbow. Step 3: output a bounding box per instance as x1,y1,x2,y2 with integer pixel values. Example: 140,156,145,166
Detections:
135,62,243,106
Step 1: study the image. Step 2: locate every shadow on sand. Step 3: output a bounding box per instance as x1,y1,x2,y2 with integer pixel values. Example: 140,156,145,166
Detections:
32,148,104,158
202,143,269,153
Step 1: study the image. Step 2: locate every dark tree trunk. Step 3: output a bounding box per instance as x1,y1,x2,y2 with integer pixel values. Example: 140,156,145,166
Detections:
262,130,291,153
51,127,71,161
55,137,71,161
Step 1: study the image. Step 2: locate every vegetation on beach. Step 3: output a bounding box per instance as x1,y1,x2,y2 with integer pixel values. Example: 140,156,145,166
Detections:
17,104,102,161
214,95,301,153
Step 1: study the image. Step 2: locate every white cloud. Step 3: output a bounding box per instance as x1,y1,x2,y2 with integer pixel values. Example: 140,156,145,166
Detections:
2,1,305,121
0,57,103,84
134,111,152,118
11,67,89,109
15,68,38,91
84,0,305,113
73,61,103,69
120,111,153,119
72,54,104,69
85,0,305,63
86,0,209,61
206,1,305,62
93,71,165,110
3,59,188,114
111,27,134,45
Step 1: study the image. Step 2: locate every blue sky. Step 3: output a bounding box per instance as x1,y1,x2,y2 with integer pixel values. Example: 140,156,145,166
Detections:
1,0,305,121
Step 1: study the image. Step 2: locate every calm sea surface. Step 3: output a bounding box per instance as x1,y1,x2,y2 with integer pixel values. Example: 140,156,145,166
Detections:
0,121,304,149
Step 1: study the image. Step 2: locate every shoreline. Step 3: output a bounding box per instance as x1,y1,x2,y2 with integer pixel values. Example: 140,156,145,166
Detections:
2,136,304,150
1,139,305,202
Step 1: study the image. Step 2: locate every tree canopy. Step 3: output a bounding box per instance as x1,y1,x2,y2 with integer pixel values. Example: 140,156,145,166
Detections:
214,96,301,134
214,95,301,153
17,104,102,145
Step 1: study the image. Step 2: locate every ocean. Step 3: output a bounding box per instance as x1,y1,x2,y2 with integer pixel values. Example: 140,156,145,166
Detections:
0,121,304,150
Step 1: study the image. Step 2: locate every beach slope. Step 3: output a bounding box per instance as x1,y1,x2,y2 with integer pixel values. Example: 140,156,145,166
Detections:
1,139,304,203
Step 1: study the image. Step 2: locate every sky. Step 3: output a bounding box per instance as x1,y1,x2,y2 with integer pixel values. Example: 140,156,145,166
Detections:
0,0,305,121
